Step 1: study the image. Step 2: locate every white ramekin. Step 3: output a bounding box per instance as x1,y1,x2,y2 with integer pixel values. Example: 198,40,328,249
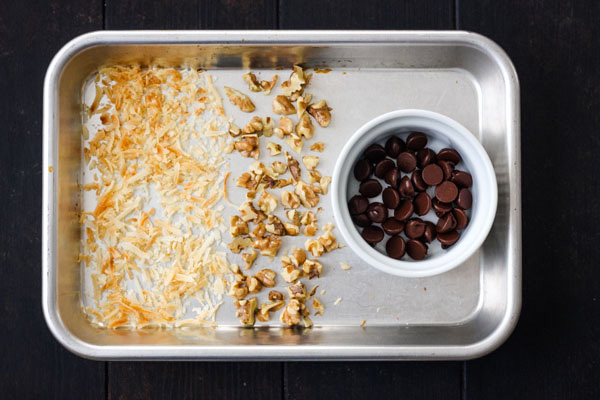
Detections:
331,109,498,278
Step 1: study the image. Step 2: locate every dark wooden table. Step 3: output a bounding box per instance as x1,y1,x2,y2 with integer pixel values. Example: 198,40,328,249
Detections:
2,0,599,398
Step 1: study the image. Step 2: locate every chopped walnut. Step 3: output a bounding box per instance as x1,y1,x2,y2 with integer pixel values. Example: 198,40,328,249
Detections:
307,100,332,127
236,172,258,190
256,300,284,322
271,161,287,175
229,279,248,300
260,75,279,95
286,135,304,154
281,66,307,100
255,268,276,287
272,95,296,115
234,134,259,158
300,211,317,225
303,223,318,237
266,142,281,156
239,201,258,222
243,72,261,92
323,222,335,231
295,112,314,139
262,116,274,137
287,282,307,301
224,86,255,113
250,222,266,239
318,230,339,252
242,249,258,270
289,248,307,267
281,264,301,283
312,297,324,316
295,180,320,208
235,297,257,326
230,264,246,281
284,223,300,236
305,239,325,257
228,237,253,254
249,161,266,176
302,259,323,279
229,122,242,137
280,299,302,326
246,276,262,294
265,215,286,236
243,116,264,135
296,94,311,118
253,235,282,257
302,156,319,171
320,176,332,194
258,191,278,214
280,190,300,209
308,170,322,184
286,152,302,182
276,117,293,139
303,316,314,328
286,209,302,225
269,290,285,302
310,142,325,152
230,216,249,237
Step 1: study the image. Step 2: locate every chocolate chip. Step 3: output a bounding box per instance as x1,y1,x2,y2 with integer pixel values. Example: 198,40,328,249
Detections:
432,198,453,217
364,144,387,163
405,218,426,239
406,239,428,260
436,212,457,233
394,199,414,221
417,148,437,168
450,170,473,188
374,159,395,178
348,195,369,215
438,160,454,180
386,236,406,259
406,132,428,150
456,188,472,210
397,152,417,172
384,168,400,188
385,136,405,158
422,221,437,243
437,148,462,164
352,213,372,228
453,208,468,229
435,181,458,203
437,230,460,249
421,164,443,186
414,192,432,216
382,187,401,209
362,226,384,244
353,159,372,181
367,202,387,223
398,176,415,199
411,170,428,192
359,179,382,198
382,218,404,235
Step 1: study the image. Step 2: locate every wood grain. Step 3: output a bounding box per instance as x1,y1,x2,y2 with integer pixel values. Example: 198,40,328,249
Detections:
460,0,600,399
0,0,105,398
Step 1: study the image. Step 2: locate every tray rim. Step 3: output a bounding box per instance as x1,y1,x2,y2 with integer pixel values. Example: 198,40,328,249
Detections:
42,30,521,361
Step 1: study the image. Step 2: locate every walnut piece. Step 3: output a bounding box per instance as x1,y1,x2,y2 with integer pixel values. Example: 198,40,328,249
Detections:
246,276,262,294
302,156,319,171
303,223,318,237
295,180,320,208
243,116,264,135
271,161,287,175
289,248,307,267
307,100,332,127
262,117,274,137
243,72,261,92
250,222,266,239
305,239,325,257
256,300,284,322
275,117,293,139
229,122,242,137
281,66,308,100
286,135,304,154
295,112,314,139
267,142,281,156
281,264,301,283
269,290,285,302
320,176,332,194
230,216,249,237
228,237,253,254
235,297,257,326
253,235,282,257
236,172,258,190
296,94,311,119
255,269,276,287
312,297,324,316
284,222,300,236
272,95,296,115
300,211,317,225
318,230,339,252
308,170,322,184
265,215,286,236
286,210,301,225
224,86,255,112
229,279,248,300
258,191,278,214
310,142,325,152
234,134,259,158
280,299,302,326
242,249,258,270
280,190,300,209
239,201,258,222
302,259,323,279
287,282,307,301
286,152,302,182
260,75,278,95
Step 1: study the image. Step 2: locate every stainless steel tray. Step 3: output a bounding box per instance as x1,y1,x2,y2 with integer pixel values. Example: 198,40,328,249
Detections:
43,30,521,360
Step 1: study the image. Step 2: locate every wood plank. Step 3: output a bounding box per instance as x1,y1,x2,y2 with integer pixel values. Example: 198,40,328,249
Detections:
0,0,105,398
459,1,600,398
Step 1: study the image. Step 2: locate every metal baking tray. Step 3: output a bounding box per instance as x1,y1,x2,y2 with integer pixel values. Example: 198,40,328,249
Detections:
43,31,521,360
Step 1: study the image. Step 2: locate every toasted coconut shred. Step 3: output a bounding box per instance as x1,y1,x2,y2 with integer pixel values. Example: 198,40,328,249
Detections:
80,67,233,329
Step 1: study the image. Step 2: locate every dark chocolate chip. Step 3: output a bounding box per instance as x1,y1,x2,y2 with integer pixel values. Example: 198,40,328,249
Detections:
456,188,472,210
435,181,458,203
406,132,428,150
450,170,473,188
385,136,405,158
384,168,400,188
436,212,457,233
359,179,382,198
367,202,387,223
353,159,372,181
411,170,428,192
364,144,387,163
405,218,426,239
422,221,437,243
421,164,444,186
417,148,437,168
374,159,395,179
397,152,417,172
348,195,369,215
414,192,432,216
382,187,401,209
352,213,372,228
438,160,454,180
406,239,428,260
453,208,468,229
362,226,384,244
437,148,462,164
394,199,414,221
437,230,460,249
382,218,404,235
398,176,415,199
432,198,453,217
386,236,406,259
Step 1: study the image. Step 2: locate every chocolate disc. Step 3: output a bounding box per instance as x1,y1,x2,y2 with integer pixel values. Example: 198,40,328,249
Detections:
374,159,395,178
384,168,400,188
411,170,428,192
438,160,454,180
422,221,437,243
364,144,386,163
359,179,382,198
437,148,462,164
456,188,472,210
406,132,428,150
348,195,369,215
397,152,417,172
382,218,404,235
382,187,401,209
386,236,406,259
414,192,432,216
435,181,458,203
453,208,469,229
362,226,384,244
432,198,453,216
422,164,443,186
353,159,372,181
352,213,372,228
436,212,457,233
437,230,460,248
367,202,387,223
394,199,414,221
385,136,405,158
406,239,428,260
417,148,437,168
450,170,473,188
405,218,426,239
398,176,415,199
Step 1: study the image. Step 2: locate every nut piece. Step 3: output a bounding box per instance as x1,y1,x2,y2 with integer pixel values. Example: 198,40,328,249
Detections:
289,248,307,267
284,222,300,236
242,249,258,270
296,94,312,119
280,299,302,326
255,269,277,287
246,276,262,294
269,290,285,302
229,279,248,300
281,66,307,100
275,117,293,139
308,170,322,184
243,116,264,135
286,152,302,183
295,180,320,208
239,201,259,222
312,297,324,316
230,216,249,237
300,211,317,225
286,282,307,301
235,297,258,326
280,190,301,209
262,117,274,137
236,172,258,190
228,237,253,254
272,95,296,115
302,156,319,171
302,259,323,279
305,239,325,257
265,215,286,236
256,300,285,322
295,112,314,139
310,142,325,152
271,161,287,175
318,230,339,252
253,235,282,257
320,176,332,194
260,75,278,95
286,135,304,154
286,210,301,225
229,122,242,137
307,100,332,127
224,86,255,112
281,264,301,283
234,134,259,158
243,72,261,92
267,142,282,156
250,222,266,239
258,191,278,214
303,223,318,237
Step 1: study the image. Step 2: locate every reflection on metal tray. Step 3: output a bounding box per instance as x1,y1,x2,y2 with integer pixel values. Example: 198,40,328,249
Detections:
43,31,521,360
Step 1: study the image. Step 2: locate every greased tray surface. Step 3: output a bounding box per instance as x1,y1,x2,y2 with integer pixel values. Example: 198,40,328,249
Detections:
43,31,521,360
